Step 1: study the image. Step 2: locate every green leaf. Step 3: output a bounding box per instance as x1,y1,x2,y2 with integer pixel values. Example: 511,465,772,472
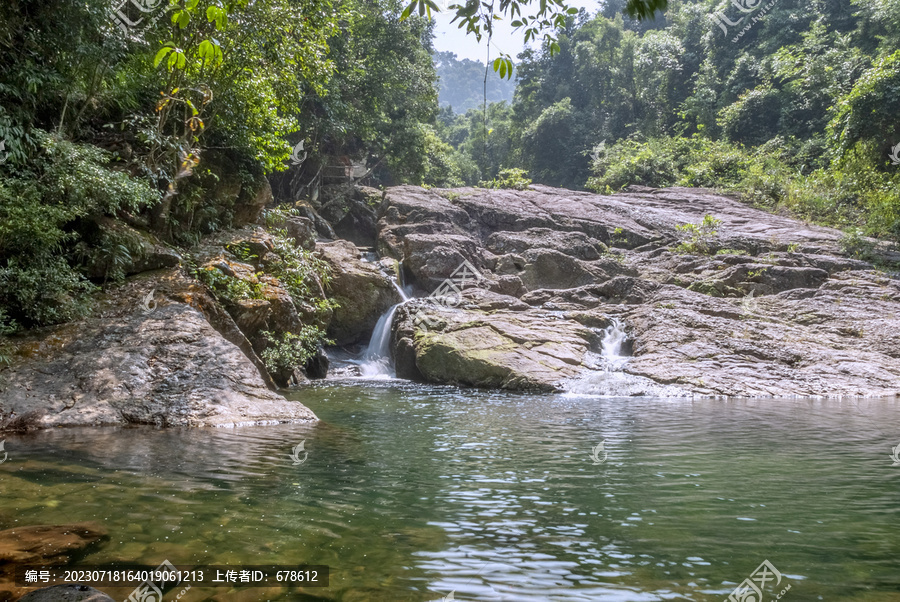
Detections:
510,19,523,27
566,6,579,13
153,46,174,68
400,1,414,21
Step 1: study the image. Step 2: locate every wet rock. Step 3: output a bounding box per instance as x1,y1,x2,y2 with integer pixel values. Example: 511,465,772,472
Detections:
376,185,900,397
304,347,330,379
393,303,600,391
316,240,401,345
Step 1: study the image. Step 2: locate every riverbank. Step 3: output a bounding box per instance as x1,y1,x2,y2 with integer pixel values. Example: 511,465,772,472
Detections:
2,184,899,432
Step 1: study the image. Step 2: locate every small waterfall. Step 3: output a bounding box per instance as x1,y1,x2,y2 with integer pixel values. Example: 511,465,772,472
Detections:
359,304,401,378
390,279,410,302
357,274,409,378
564,318,687,397
599,319,628,370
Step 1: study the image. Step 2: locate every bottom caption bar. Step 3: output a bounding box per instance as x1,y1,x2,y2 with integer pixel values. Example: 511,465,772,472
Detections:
15,565,329,587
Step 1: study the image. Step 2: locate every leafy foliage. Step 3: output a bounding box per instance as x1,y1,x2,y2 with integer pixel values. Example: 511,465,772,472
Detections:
261,327,334,377
674,215,722,255
0,132,158,330
479,168,532,190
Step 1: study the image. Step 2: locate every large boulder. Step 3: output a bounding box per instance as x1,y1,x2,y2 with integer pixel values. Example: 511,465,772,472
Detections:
0,269,318,429
392,305,592,391
316,240,402,345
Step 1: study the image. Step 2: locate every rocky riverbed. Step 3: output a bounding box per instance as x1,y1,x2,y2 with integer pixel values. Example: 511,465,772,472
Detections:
1,184,899,432
380,185,900,397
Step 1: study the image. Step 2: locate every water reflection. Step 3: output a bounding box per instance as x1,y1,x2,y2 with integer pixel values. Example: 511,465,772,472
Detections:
0,384,898,601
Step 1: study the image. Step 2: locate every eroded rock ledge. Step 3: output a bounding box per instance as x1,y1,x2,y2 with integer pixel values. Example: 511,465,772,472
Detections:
0,268,317,430
378,185,900,398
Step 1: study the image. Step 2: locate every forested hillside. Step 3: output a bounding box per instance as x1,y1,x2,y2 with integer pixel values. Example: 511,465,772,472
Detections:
1,0,898,343
438,0,900,246
0,0,459,338
434,51,516,113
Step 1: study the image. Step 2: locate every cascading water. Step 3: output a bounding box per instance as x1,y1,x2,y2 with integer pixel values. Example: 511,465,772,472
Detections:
564,318,686,397
358,277,410,378
599,319,629,371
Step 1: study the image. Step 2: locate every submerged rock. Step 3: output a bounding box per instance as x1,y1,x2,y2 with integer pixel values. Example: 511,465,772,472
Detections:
376,185,900,397
0,523,108,601
18,584,114,602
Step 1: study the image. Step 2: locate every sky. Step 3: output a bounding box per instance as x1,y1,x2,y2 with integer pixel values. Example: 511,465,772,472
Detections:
431,0,602,63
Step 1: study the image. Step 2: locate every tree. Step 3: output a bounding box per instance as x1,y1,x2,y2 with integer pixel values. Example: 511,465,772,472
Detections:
400,0,668,78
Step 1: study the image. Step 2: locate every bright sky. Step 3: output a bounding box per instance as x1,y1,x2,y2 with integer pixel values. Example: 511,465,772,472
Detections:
431,0,602,63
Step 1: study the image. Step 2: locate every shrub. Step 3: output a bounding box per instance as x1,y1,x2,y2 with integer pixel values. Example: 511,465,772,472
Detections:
479,168,532,190
261,326,334,377
674,214,722,255
0,131,159,330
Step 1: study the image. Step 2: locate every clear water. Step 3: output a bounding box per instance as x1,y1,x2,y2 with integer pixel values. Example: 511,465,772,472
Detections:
2,383,899,601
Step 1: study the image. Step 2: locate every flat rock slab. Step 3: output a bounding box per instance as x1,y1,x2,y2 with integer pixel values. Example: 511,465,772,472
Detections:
378,186,900,397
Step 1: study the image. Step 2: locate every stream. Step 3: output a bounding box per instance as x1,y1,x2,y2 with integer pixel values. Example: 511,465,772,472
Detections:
1,383,899,600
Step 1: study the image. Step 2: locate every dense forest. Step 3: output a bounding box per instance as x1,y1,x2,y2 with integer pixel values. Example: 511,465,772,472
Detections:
434,50,516,113
438,0,900,249
0,0,898,341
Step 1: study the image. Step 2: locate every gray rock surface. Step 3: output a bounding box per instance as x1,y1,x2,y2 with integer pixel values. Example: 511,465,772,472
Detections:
317,240,402,345
380,185,900,397
0,269,317,430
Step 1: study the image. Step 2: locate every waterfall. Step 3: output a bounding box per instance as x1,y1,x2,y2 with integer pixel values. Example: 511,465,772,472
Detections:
359,304,401,378
563,317,687,397
599,319,628,371
357,274,410,378
390,279,410,302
